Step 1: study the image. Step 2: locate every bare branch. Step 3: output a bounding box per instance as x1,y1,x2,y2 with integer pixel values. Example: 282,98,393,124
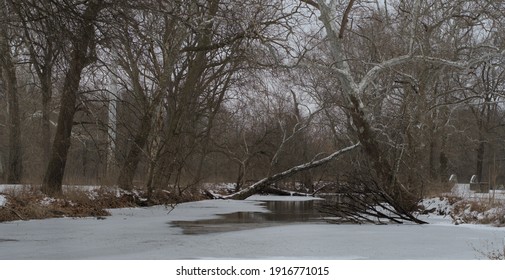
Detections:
358,51,505,94
299,0,319,9
339,0,355,39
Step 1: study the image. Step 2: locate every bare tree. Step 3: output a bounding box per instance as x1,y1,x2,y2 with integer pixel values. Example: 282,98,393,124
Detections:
297,0,505,222
463,61,505,183
41,0,106,196
107,0,307,196
107,1,189,191
10,0,64,163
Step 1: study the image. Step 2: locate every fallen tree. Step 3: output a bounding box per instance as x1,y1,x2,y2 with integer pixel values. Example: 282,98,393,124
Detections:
207,142,361,200
206,141,427,224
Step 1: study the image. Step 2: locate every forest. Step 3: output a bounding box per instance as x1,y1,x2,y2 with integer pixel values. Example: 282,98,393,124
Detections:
1,0,505,223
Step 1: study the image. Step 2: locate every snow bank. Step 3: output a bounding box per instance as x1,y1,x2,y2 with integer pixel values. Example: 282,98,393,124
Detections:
451,183,505,201
0,195,6,207
0,184,23,193
419,197,453,216
441,183,505,225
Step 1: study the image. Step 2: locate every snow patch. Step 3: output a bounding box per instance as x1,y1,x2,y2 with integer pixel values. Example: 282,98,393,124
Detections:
40,197,56,206
0,194,7,207
0,184,26,193
419,197,452,216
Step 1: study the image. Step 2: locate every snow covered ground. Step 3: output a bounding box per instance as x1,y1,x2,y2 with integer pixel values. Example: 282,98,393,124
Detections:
1,195,504,260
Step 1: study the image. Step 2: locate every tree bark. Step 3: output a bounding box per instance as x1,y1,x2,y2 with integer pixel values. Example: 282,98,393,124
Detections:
347,95,395,190
41,1,103,196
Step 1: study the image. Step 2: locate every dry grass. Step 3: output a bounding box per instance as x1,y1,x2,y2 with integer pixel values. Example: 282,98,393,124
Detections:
0,186,109,222
0,185,200,222
451,199,505,226
420,183,505,226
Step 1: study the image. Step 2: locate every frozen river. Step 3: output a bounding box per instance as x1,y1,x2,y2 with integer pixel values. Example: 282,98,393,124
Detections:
0,195,504,259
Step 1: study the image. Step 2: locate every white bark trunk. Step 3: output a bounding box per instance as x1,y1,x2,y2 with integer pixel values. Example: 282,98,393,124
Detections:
214,142,360,200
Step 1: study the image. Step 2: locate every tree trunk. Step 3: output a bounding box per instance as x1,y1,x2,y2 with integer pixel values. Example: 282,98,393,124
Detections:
429,139,438,180
105,94,117,178
475,140,485,183
347,95,394,188
41,68,80,195
1,57,23,184
219,143,360,200
316,0,421,215
235,162,246,192
439,136,448,182
117,111,153,191
41,75,52,163
0,15,23,184
41,1,103,196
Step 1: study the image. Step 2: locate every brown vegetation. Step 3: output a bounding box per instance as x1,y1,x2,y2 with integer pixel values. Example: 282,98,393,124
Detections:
451,199,505,226
0,186,204,222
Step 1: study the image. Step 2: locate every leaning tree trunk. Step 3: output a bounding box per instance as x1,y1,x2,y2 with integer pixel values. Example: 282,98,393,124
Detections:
347,95,422,214
213,143,360,200
41,1,103,196
347,96,395,190
315,0,424,222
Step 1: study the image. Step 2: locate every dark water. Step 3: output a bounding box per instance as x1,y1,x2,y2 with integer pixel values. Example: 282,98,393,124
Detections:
172,200,326,235
0,238,18,242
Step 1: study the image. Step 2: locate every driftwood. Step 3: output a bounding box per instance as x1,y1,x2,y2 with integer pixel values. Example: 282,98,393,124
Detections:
208,142,360,200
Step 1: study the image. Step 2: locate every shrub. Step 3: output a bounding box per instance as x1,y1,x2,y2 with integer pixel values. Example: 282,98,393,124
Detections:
451,199,505,226
0,185,188,222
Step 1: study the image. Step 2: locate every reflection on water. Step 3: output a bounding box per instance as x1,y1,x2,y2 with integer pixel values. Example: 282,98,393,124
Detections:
172,200,325,235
